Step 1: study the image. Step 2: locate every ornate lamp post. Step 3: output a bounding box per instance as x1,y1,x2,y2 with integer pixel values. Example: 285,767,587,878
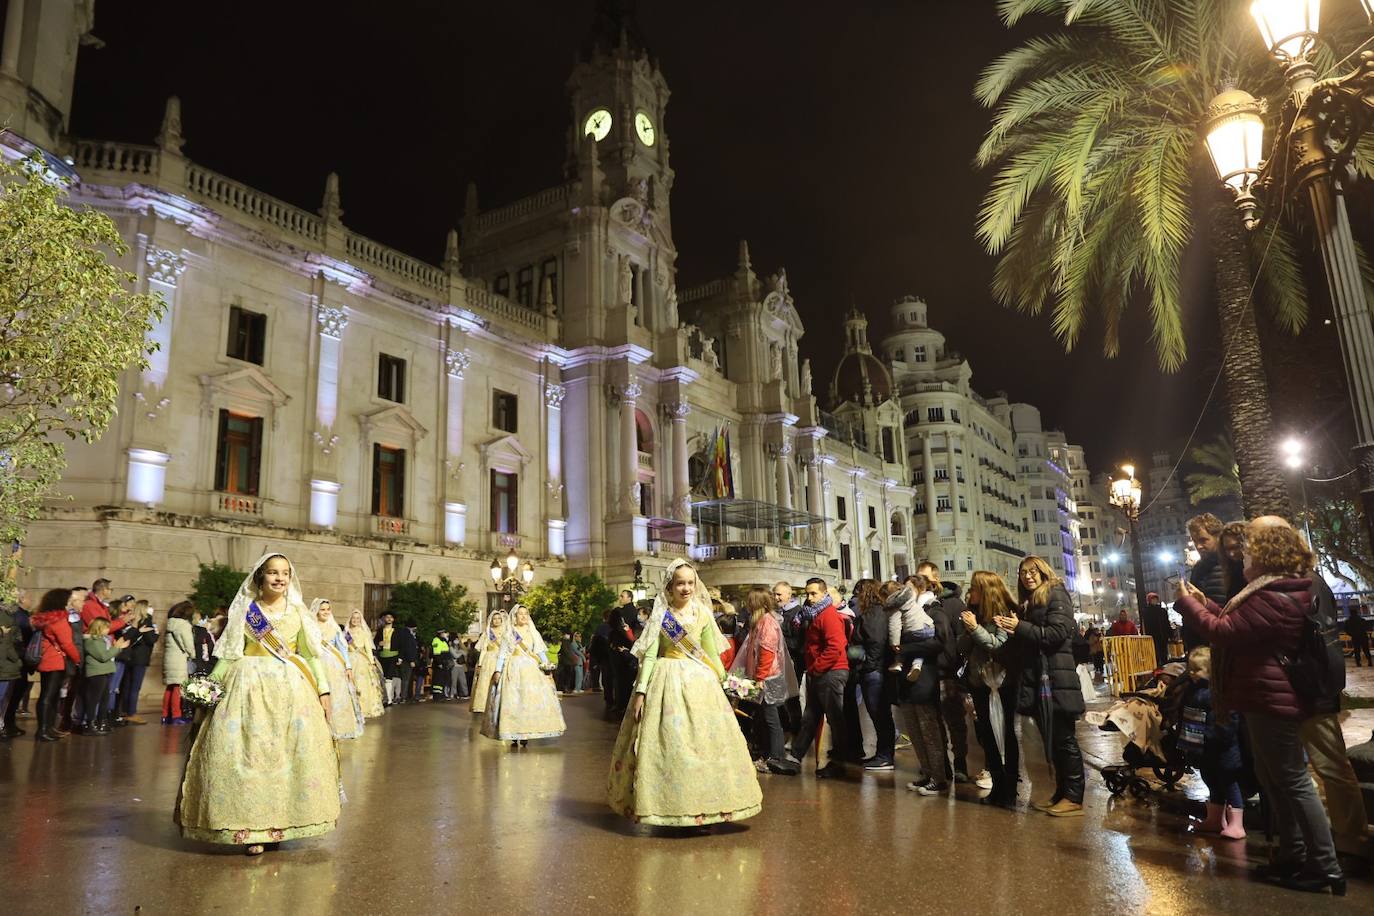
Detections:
489,547,535,609
1109,464,1149,615
1205,0,1374,554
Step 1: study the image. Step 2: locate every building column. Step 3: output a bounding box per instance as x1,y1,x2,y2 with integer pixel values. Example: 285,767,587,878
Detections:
946,433,960,534
774,441,793,510
611,381,642,516
806,454,823,517
141,245,187,388
1,0,23,77
442,347,471,544
664,400,691,521
545,382,566,555
921,435,937,530
124,245,187,509
307,303,348,529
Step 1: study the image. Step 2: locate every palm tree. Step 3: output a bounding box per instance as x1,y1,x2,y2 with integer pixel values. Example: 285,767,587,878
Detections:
975,1,1371,518
1183,436,1241,506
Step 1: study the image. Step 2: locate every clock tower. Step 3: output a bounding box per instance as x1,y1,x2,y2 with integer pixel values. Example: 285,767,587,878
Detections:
566,0,674,235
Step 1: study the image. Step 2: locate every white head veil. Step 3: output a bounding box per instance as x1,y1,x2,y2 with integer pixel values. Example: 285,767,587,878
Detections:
309,598,339,638
504,604,547,656
214,552,323,661
482,606,510,646
631,558,718,660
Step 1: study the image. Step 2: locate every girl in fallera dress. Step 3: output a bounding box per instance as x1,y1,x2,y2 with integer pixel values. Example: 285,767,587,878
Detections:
481,605,566,747
470,609,508,716
175,554,341,856
312,599,365,740
608,559,763,828
345,609,387,718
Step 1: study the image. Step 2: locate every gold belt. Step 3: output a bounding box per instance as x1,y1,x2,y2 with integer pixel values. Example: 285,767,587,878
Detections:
245,640,297,658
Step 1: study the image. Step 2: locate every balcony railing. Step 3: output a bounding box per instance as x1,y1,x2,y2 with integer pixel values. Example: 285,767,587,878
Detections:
373,515,411,537
215,492,263,517
496,532,522,549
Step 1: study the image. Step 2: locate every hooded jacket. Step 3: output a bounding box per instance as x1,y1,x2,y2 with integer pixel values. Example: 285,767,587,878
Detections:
930,583,967,679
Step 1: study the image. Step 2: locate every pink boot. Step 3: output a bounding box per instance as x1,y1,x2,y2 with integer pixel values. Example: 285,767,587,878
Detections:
1219,804,1247,839
1195,801,1225,833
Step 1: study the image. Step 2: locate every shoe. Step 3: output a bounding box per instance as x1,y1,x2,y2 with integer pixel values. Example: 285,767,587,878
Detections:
1196,801,1225,834
864,757,896,771
1278,872,1346,896
111,717,129,728
974,770,993,790
754,758,769,773
0,726,23,738
767,758,801,776
1259,860,1305,884
1219,804,1247,840
1046,799,1084,817
171,716,194,725
124,715,147,725
916,781,948,796
905,662,924,683
953,770,973,784
894,734,912,751
1032,796,1062,812
37,731,61,742
52,727,69,737
16,710,31,719
906,779,931,792
815,763,845,779
161,716,173,725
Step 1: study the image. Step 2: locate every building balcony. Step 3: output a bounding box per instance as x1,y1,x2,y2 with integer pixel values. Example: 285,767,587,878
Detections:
214,492,263,519
985,540,1026,557
372,515,411,537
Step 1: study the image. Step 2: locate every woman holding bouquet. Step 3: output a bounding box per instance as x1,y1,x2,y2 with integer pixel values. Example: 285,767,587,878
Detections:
730,586,799,775
608,559,763,828
175,553,340,856
345,609,386,718
470,608,508,715
480,605,565,747
312,599,364,740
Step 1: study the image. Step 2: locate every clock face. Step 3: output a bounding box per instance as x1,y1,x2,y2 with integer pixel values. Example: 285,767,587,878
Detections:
583,108,612,142
635,111,656,147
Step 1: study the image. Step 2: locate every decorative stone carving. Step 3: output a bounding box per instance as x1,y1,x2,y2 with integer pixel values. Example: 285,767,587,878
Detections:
661,401,690,421
444,459,466,482
133,390,171,421
315,305,348,339
544,382,566,409
312,429,340,455
700,337,719,370
617,255,633,308
800,358,813,395
546,478,564,503
623,381,643,400
665,285,679,327
445,349,471,379
145,246,187,285
771,344,783,380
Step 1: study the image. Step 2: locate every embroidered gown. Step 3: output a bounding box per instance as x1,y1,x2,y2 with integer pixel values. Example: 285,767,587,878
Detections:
175,600,341,845
607,602,763,826
480,624,566,742
319,616,365,740
346,623,386,718
470,622,506,715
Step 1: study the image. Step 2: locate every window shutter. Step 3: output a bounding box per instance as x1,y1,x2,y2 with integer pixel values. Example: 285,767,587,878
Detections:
214,410,230,491
396,449,407,517
371,443,381,515
489,471,498,531
248,417,264,496
508,472,518,534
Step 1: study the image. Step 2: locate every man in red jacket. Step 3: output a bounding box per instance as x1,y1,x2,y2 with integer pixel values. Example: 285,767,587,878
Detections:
81,578,126,635
785,576,849,778
1108,610,1139,637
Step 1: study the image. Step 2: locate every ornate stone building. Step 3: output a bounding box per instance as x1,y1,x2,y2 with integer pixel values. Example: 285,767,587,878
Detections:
2,0,1097,614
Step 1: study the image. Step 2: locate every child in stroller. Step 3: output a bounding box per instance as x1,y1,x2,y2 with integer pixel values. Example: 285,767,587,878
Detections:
1089,662,1191,799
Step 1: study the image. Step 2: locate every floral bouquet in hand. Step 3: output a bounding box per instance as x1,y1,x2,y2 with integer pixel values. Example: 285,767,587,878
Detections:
182,674,224,710
722,673,761,702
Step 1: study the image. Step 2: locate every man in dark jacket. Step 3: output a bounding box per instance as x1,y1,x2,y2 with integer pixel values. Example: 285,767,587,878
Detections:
588,615,611,696
393,620,419,704
1185,514,1228,650
1140,592,1172,667
775,581,805,735
858,592,896,769
917,562,977,784
0,594,23,740
3,590,33,735
1346,605,1371,666
606,590,641,713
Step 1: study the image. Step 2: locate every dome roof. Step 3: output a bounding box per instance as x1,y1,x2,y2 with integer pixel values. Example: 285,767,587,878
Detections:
831,351,893,407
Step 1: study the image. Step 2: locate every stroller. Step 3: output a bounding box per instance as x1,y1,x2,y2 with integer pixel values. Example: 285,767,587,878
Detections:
1093,665,1191,799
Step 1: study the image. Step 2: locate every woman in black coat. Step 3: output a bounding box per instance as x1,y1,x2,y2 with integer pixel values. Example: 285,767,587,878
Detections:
995,556,1085,817
113,601,157,724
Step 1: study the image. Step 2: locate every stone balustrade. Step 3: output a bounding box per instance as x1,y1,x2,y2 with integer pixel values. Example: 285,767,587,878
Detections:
215,492,263,517
464,286,545,331
345,233,446,292
474,184,572,232
70,139,157,176
186,165,324,242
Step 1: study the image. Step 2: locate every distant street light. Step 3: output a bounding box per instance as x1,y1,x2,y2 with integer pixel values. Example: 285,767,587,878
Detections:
1109,463,1149,613
489,548,535,609
1205,2,1374,556
1280,437,1317,550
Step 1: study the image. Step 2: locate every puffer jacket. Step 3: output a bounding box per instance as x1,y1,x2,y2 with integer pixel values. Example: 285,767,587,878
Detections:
1176,577,1309,719
162,617,194,686
1007,584,1085,718
1188,551,1229,607
31,610,81,673
858,605,891,675
0,604,22,680
930,583,967,679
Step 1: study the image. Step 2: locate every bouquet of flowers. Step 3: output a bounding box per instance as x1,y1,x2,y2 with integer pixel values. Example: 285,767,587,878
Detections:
182,674,225,710
722,673,761,702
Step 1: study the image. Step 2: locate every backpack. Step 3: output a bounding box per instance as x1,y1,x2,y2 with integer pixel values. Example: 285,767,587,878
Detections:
1277,583,1346,712
24,629,45,669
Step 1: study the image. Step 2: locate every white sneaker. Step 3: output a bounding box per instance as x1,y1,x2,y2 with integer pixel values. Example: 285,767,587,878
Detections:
905,659,925,683
975,770,993,790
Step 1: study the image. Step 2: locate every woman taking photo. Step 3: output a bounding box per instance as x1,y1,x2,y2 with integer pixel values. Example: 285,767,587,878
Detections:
730,585,800,774
957,571,1021,807
1177,521,1343,895
997,556,1085,817
175,554,340,856
31,589,80,742
609,559,762,828
345,609,386,718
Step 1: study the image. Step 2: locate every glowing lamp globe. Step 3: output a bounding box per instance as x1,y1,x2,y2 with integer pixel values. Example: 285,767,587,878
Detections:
1250,0,1320,60
1205,89,1265,192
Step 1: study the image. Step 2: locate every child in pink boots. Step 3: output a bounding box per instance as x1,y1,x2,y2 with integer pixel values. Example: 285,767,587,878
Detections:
1178,647,1246,840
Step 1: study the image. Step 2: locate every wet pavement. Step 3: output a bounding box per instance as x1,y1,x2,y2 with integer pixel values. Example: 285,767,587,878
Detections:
1,683,1371,916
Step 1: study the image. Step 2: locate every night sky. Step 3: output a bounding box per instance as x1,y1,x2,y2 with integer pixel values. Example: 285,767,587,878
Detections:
67,0,1354,478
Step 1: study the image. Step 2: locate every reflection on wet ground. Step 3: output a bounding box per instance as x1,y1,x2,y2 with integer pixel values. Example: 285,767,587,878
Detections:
1,691,1369,915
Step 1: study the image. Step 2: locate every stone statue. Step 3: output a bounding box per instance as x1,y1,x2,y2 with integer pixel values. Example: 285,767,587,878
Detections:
771,344,783,381
665,285,679,327
800,358,813,394
702,337,720,370
618,255,633,309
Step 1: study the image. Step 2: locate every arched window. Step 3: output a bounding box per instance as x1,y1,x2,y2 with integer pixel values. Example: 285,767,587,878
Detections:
890,512,905,536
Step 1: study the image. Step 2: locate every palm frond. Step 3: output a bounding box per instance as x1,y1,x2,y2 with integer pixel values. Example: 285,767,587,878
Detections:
974,34,1103,107
1251,222,1308,334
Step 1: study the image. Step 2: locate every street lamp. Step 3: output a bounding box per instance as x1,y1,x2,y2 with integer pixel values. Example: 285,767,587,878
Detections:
1280,437,1317,548
1206,3,1374,557
490,549,535,609
1109,463,1149,614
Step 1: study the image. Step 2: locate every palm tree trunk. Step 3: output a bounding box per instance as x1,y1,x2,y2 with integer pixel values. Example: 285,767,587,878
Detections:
1209,195,1291,519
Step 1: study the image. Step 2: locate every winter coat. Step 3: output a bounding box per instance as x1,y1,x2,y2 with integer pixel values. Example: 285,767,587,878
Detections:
930,583,968,679
31,610,81,673
83,635,119,677
0,604,22,680
1007,584,1085,718
858,604,892,675
1176,577,1310,719
117,615,157,667
1179,678,1241,771
1188,551,1230,607
162,617,194,686
896,624,943,706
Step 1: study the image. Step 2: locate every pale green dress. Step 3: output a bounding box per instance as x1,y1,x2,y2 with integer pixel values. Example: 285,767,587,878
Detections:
607,602,763,826
175,601,341,845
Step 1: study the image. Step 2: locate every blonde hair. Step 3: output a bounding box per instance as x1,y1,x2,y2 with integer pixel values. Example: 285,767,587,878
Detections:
745,587,772,627
1017,555,1062,607
1187,646,1211,681
1246,523,1316,577
88,618,111,638
968,571,1016,625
